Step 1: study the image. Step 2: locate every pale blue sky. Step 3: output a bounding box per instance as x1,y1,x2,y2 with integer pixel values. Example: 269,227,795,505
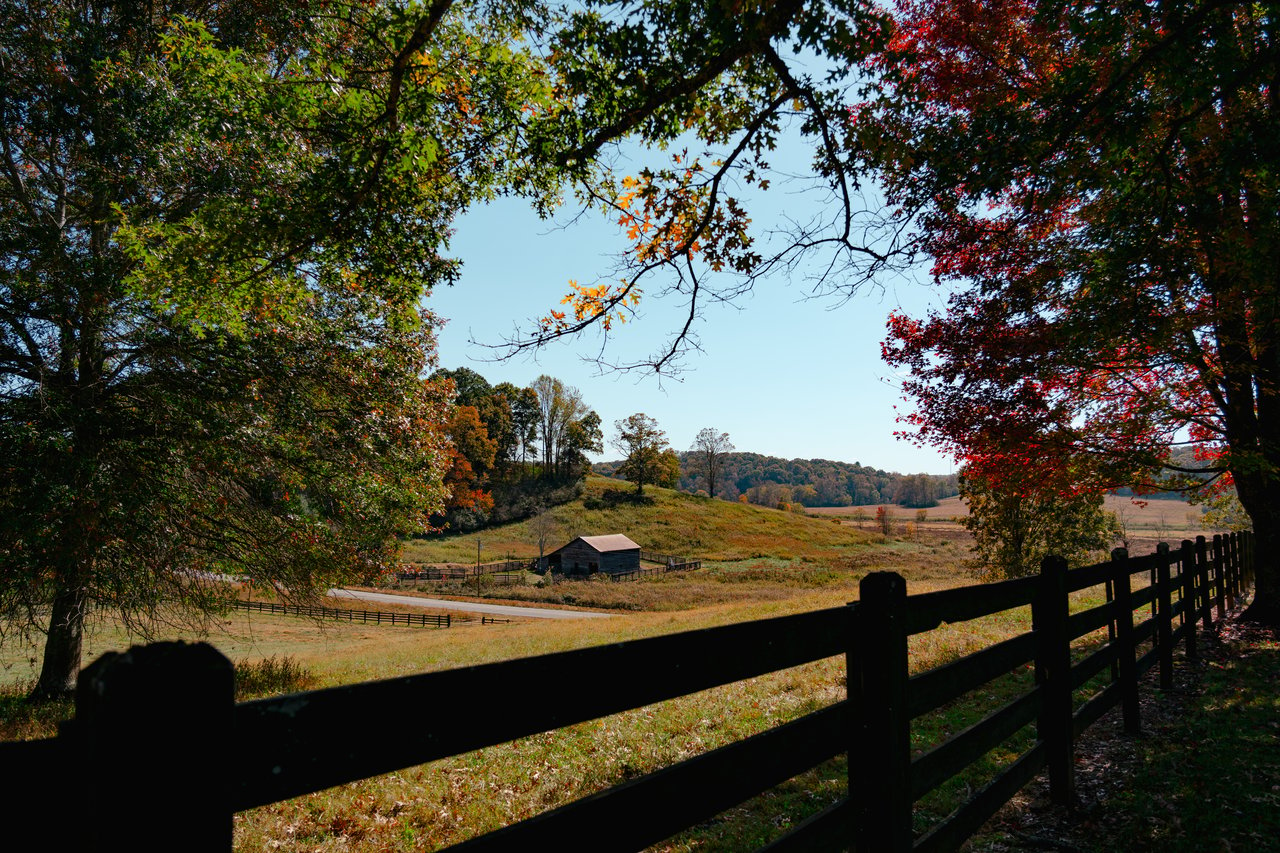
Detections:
428,151,958,475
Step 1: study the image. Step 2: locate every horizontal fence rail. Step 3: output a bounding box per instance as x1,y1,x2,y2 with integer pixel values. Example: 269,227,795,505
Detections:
228,599,511,627
230,598,454,627
398,553,706,585
1,532,1253,853
398,558,535,581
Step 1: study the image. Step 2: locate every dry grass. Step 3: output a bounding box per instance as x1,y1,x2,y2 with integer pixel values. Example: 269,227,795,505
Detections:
0,489,1213,852
401,475,875,566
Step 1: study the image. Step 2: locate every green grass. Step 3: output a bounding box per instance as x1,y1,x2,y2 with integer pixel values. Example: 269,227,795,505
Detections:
1093,624,1280,851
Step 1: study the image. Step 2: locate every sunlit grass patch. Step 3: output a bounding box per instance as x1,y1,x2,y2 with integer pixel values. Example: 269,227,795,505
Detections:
234,655,318,700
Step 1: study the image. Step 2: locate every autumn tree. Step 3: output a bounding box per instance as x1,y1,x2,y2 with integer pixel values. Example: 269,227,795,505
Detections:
691,428,734,499
875,505,893,536
655,448,683,490
613,413,671,495
435,368,517,470
960,467,1119,580
435,405,498,529
867,0,1280,620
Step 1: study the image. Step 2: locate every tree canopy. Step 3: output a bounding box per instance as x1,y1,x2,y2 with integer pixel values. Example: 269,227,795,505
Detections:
1,0,893,697
613,413,672,494
865,0,1279,617
690,427,734,499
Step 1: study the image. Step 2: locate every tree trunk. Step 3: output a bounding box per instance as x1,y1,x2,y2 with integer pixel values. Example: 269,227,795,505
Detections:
31,582,90,701
1236,475,1280,625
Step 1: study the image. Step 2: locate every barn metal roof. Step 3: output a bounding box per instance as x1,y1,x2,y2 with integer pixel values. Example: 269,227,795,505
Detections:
575,534,641,552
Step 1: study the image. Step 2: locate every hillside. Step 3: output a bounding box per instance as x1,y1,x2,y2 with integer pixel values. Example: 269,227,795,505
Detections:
401,474,877,565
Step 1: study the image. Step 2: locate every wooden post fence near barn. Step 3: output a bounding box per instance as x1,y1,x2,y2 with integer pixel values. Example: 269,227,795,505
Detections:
2,531,1256,853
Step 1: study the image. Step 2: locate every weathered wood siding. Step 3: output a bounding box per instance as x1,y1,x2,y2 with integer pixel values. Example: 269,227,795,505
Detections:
552,542,640,575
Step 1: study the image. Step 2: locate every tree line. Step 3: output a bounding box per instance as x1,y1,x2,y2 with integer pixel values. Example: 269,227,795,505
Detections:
595,444,958,508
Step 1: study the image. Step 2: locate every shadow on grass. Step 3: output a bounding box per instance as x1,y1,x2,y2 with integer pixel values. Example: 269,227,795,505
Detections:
0,681,70,741
976,615,1280,852
583,490,655,510
1100,621,1280,851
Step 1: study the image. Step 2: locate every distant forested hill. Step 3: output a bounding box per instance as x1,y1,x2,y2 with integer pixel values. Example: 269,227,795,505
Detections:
595,451,959,508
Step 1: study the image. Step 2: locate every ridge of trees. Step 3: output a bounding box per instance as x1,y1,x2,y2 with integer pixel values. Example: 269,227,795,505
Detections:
596,450,958,508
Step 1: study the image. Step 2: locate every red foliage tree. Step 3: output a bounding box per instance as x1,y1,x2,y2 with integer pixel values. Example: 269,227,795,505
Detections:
864,0,1280,619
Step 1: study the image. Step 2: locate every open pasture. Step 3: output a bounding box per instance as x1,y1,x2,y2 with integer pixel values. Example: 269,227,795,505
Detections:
0,478,1225,852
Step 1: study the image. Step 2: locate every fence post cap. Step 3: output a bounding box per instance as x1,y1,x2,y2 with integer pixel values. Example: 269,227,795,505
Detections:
859,570,906,599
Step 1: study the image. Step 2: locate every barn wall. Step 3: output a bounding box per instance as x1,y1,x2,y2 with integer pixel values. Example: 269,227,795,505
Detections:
552,542,641,574
601,549,640,574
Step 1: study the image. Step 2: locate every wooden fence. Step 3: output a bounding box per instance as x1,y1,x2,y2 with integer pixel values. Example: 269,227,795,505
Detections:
640,549,692,566
231,598,454,627
1,532,1252,852
398,558,533,582
229,600,510,627
610,559,703,581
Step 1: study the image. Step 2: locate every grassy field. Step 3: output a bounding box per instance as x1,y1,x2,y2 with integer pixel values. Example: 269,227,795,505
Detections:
401,475,882,565
809,493,1215,556
0,478,1255,851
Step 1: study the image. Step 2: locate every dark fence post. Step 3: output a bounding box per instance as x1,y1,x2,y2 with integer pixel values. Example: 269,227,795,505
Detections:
1196,536,1213,632
1033,555,1074,804
1104,579,1119,681
1226,533,1239,609
1156,543,1175,691
1213,534,1227,619
1180,540,1199,663
1230,531,1239,600
73,641,234,852
851,571,912,853
1111,549,1141,735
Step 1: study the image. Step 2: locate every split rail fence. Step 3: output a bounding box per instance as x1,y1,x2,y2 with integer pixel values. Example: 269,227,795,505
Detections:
1,532,1253,852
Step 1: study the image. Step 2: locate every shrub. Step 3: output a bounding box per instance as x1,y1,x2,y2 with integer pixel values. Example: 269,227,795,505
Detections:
234,656,318,700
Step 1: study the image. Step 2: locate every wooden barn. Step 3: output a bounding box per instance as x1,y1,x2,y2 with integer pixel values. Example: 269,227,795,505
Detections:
547,534,641,576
